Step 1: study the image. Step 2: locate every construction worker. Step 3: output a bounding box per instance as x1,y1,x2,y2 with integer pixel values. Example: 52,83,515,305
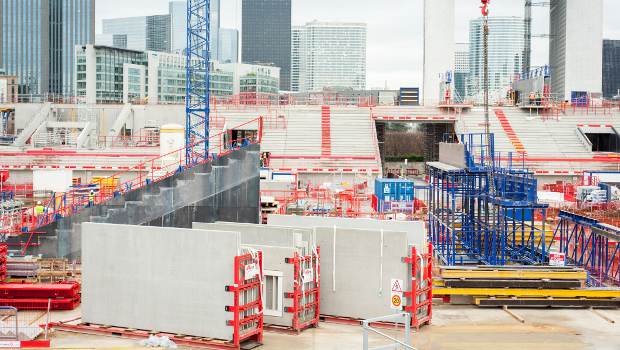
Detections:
88,190,95,207
34,201,45,216
528,91,536,106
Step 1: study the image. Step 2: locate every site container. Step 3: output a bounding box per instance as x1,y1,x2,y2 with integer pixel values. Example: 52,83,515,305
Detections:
374,178,414,212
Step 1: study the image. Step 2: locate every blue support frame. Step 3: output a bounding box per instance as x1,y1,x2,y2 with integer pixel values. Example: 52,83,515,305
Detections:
185,0,210,164
550,211,620,287
428,133,549,266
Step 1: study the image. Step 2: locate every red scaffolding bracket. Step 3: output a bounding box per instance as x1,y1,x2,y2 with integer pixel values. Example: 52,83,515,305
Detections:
403,243,433,330
281,247,320,334
225,251,264,348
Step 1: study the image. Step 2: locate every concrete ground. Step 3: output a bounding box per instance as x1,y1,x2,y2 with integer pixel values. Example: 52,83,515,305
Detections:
44,304,620,349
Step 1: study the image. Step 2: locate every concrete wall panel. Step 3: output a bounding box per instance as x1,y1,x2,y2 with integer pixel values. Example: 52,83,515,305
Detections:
267,215,426,252
82,223,239,340
193,222,314,250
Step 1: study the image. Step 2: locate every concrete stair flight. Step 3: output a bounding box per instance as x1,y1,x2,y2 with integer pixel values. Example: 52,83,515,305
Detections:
494,109,526,154
321,106,332,156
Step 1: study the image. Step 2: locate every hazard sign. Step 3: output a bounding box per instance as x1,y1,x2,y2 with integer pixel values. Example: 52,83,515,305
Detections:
391,279,404,293
244,263,260,281
549,252,566,267
390,278,404,310
302,268,314,284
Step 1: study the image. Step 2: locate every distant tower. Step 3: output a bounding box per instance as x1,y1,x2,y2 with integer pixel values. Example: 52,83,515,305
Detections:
549,0,603,100
423,0,455,106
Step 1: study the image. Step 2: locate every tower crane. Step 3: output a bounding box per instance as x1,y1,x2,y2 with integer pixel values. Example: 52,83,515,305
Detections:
185,0,211,164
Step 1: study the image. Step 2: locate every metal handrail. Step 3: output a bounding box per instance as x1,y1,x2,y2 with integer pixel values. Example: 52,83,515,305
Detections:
362,313,416,350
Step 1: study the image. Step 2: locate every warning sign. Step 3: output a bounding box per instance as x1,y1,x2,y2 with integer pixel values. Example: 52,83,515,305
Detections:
244,263,260,280
302,268,314,284
549,252,566,267
391,279,404,293
390,278,404,310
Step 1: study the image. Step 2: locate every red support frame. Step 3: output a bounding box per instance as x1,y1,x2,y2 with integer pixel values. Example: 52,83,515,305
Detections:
282,247,320,333
403,243,433,330
225,252,264,347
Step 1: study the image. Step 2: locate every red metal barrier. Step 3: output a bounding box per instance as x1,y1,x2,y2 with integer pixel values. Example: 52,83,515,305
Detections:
283,248,320,333
0,297,80,310
0,281,80,299
226,251,264,347
404,243,433,330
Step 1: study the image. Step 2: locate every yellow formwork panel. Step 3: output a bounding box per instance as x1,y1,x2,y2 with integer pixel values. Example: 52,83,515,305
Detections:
473,297,615,305
435,287,620,298
439,269,587,280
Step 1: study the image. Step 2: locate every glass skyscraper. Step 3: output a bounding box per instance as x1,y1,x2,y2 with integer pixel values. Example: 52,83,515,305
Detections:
293,21,367,92
0,0,94,96
101,15,170,53
603,40,620,99
242,0,291,91
468,16,525,102
218,28,238,63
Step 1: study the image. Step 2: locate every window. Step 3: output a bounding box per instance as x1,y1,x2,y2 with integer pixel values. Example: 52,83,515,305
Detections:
263,270,283,317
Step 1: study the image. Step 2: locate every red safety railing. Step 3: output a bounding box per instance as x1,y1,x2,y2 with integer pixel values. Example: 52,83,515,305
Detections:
97,134,160,148
0,118,263,236
226,251,264,347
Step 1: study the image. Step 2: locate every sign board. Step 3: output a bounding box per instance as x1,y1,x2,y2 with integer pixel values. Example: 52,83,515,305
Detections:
549,252,566,267
390,278,404,310
302,268,314,284
244,263,260,280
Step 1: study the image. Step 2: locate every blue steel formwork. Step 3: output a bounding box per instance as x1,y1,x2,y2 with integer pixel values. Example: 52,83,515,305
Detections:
427,133,549,266
550,211,620,287
185,0,210,164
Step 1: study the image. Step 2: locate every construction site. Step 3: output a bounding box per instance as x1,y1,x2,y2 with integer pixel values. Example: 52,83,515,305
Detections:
0,0,619,349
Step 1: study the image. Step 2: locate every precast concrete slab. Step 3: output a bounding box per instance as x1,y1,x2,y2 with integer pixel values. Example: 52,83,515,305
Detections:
81,223,241,341
267,215,427,252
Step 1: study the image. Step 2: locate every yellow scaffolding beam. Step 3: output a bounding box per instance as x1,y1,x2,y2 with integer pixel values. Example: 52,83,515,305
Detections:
435,287,620,298
439,269,587,281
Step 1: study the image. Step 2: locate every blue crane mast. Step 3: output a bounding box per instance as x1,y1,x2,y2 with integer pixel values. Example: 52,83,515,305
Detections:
185,0,210,164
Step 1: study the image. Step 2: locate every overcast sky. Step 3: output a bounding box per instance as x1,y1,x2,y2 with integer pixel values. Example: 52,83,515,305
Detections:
96,0,620,89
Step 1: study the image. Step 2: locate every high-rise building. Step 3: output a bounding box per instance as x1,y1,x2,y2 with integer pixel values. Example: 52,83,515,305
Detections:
242,0,291,91
169,1,187,54
549,0,603,101
292,21,367,92
423,0,455,106
101,15,171,53
0,0,95,96
468,16,525,102
218,28,239,63
290,26,303,92
603,40,620,99
454,43,469,102
169,0,219,57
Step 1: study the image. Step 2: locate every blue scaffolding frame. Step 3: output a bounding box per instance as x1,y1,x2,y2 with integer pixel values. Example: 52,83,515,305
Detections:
427,133,549,266
185,0,210,164
551,211,620,287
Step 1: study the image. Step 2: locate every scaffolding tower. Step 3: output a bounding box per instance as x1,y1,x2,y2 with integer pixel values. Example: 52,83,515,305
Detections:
427,133,549,266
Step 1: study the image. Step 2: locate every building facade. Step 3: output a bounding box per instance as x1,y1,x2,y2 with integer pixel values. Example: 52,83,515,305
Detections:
293,21,367,92
454,42,469,103
423,0,455,106
549,0,603,101
290,26,302,92
218,28,239,63
0,74,18,103
602,40,620,99
0,0,95,97
242,0,291,91
468,16,525,103
100,15,170,53
75,45,274,105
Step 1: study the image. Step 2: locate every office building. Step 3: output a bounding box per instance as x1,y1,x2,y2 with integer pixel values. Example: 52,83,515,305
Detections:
218,28,239,63
101,15,170,53
454,43,469,102
75,45,276,105
0,0,95,96
468,16,525,102
0,75,18,103
603,40,620,99
423,0,455,106
293,21,367,92
290,26,303,92
549,0,603,101
242,0,291,91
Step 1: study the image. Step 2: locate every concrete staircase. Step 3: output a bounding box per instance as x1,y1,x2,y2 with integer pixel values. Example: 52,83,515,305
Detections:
12,144,260,259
